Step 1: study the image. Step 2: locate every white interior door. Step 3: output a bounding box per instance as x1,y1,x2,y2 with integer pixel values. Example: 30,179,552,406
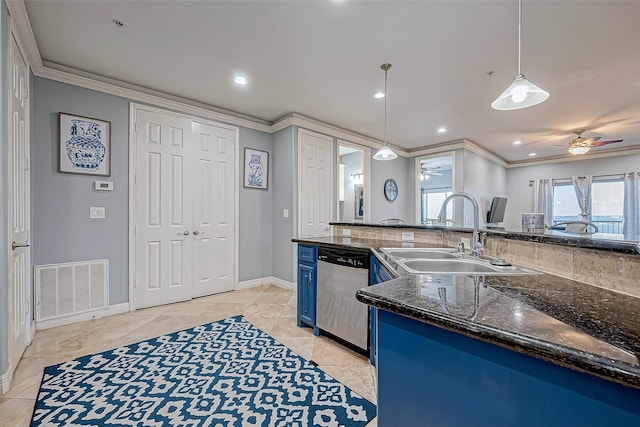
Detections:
191,121,236,298
8,30,31,374
134,109,193,309
299,129,333,237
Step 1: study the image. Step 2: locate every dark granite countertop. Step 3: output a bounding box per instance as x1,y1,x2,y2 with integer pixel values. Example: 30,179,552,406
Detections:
293,236,640,390
331,222,640,255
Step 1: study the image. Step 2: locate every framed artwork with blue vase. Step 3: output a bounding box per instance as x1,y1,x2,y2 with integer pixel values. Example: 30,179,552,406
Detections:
59,113,111,176
243,147,269,190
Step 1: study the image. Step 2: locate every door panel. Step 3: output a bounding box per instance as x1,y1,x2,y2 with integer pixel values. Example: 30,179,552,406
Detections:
8,31,31,374
299,130,332,237
135,110,193,308
192,122,236,297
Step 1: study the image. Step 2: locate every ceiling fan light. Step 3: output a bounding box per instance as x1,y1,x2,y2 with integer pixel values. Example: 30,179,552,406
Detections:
491,74,549,110
568,145,591,155
373,145,398,160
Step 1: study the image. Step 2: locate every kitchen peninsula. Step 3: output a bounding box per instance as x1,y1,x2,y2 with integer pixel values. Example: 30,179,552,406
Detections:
294,224,640,426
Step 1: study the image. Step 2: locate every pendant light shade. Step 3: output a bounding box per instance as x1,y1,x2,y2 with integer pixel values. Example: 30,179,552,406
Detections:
374,63,398,161
491,74,549,110
492,0,549,111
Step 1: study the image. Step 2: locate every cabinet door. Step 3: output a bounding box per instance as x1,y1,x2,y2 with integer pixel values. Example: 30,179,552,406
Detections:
369,254,394,366
297,263,316,327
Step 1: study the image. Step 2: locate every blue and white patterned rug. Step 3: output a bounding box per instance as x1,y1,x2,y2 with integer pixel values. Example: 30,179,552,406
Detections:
31,315,376,426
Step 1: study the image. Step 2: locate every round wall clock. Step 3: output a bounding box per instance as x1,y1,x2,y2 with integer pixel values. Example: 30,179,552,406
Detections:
384,178,398,202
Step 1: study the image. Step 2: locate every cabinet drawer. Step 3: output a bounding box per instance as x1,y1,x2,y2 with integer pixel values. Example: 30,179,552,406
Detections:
298,244,318,265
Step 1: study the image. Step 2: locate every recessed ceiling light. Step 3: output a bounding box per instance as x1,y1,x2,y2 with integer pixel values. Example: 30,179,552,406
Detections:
233,76,248,85
513,140,522,145
373,92,385,99
437,127,447,134
529,152,537,157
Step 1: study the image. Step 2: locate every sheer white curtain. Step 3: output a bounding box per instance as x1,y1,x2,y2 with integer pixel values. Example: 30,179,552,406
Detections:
572,176,592,222
623,172,640,239
532,179,553,226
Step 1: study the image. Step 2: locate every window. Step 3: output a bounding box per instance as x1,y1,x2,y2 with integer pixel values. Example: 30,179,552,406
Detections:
421,189,452,224
552,177,625,234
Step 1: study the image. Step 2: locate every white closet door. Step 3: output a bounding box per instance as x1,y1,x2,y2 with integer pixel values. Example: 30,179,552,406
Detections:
191,121,236,298
8,31,31,375
134,109,193,309
299,129,333,237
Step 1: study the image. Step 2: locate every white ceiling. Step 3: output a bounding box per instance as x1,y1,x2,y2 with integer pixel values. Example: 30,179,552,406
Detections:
22,0,640,162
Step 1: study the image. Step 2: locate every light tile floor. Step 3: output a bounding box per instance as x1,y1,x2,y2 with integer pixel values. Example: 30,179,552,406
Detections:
0,285,378,426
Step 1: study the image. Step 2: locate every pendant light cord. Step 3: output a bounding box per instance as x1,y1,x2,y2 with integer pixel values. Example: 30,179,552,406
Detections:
384,67,388,147
518,0,522,75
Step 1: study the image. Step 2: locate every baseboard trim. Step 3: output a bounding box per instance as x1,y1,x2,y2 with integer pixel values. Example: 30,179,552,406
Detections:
269,276,296,291
35,302,131,331
238,276,296,292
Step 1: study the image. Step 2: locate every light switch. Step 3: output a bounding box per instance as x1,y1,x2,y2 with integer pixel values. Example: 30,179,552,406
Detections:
283,209,289,218
342,229,351,236
402,232,414,242
90,207,105,219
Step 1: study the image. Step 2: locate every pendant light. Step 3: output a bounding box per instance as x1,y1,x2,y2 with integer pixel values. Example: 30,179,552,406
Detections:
373,63,398,160
491,0,549,110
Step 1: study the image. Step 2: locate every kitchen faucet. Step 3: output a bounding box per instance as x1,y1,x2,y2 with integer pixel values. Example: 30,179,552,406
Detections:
438,192,484,257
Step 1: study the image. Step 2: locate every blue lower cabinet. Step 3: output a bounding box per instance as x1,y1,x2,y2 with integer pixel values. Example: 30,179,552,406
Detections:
297,245,318,332
368,255,394,366
376,309,640,427
297,263,316,328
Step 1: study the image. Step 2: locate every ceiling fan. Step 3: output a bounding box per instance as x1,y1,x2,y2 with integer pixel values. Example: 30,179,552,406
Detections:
567,129,623,155
419,166,442,181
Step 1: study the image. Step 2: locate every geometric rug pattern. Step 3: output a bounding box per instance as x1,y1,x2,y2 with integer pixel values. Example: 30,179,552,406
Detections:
31,315,377,426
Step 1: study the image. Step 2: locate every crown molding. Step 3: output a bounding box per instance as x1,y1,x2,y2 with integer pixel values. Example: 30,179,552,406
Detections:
272,113,409,157
506,145,640,168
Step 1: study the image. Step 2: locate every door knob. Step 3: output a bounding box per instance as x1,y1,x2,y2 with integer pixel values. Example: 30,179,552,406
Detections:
178,231,190,236
193,230,200,235
12,241,30,250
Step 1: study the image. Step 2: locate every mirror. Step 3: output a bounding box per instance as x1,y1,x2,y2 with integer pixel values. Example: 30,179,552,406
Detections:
415,153,455,224
337,142,370,222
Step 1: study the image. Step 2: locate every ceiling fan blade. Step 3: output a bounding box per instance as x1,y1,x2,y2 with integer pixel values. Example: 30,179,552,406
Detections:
591,139,623,147
426,171,442,176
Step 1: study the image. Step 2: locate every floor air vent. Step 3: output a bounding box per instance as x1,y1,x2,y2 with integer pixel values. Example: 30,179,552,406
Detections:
35,259,109,322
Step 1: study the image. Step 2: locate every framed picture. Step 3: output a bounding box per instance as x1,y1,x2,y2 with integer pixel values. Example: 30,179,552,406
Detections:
59,113,111,176
355,185,364,219
244,147,269,190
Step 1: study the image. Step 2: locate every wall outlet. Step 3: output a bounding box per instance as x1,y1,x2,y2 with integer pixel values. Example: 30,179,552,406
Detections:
460,237,471,250
90,207,105,219
283,208,289,218
402,232,414,242
342,228,351,236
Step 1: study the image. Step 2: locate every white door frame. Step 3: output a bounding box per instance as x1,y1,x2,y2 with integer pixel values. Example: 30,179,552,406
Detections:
336,139,371,223
128,103,239,309
5,18,33,391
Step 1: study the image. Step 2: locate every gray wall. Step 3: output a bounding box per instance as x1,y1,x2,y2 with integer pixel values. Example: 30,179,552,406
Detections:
33,78,130,304
238,128,273,281
271,127,296,283
0,0,9,378
32,77,275,309
462,149,507,227
370,155,413,223
504,154,640,230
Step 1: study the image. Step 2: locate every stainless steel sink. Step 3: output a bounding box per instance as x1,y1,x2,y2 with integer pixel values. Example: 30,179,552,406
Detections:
381,248,459,259
399,258,541,276
381,248,541,276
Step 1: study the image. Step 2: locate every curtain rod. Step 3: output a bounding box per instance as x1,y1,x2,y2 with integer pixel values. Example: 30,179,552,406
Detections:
528,173,627,184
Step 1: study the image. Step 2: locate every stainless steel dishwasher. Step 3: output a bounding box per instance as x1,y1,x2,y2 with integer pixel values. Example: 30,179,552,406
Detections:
316,247,370,350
